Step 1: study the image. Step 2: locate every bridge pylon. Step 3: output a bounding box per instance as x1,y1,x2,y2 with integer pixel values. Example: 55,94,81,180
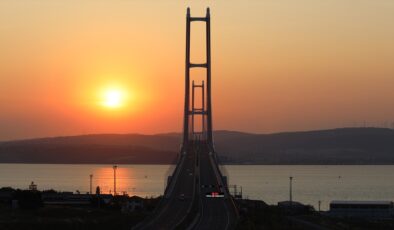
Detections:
182,7,214,151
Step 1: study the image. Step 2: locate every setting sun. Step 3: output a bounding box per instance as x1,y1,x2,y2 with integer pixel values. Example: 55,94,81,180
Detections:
102,89,124,108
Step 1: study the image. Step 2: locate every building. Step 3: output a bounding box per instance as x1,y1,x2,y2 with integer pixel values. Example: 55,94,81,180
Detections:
28,181,37,191
42,192,90,205
329,200,394,218
121,196,144,212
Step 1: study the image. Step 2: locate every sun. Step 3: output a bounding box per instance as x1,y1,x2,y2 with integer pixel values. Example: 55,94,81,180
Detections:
102,89,124,108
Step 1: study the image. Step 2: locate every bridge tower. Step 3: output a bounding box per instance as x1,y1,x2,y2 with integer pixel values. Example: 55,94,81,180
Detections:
182,7,214,151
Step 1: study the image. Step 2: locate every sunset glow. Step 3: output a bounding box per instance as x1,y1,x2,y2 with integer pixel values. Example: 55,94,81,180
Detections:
0,1,394,140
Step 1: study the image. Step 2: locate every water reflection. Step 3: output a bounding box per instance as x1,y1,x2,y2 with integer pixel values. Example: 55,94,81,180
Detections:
2,164,394,210
0,164,172,198
94,166,131,195
90,165,172,197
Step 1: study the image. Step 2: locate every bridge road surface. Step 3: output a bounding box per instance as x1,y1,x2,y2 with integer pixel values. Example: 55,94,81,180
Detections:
137,143,197,230
193,143,238,230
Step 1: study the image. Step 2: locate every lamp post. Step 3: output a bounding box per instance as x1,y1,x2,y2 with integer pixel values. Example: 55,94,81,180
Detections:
89,174,93,194
113,165,118,195
289,176,293,206
318,200,321,212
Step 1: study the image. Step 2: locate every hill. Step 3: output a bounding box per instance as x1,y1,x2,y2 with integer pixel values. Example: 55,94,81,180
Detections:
1,128,394,164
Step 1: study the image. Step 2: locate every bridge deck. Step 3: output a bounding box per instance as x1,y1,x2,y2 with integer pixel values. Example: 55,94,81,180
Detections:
193,143,238,229
134,142,238,230
136,145,197,230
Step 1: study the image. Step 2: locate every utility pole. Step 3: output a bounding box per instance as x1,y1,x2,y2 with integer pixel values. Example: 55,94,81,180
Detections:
89,174,93,194
113,165,118,195
289,176,293,206
318,200,321,212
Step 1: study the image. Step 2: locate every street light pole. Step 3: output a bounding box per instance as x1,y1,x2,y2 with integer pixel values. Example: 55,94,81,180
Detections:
318,200,321,212
289,176,293,206
113,165,118,195
89,174,93,194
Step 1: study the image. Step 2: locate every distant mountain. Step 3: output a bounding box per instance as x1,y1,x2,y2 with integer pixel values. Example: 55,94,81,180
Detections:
1,128,394,164
0,134,180,164
213,128,394,164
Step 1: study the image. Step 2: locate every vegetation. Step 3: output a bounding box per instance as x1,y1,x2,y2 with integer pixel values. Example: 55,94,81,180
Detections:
0,206,145,230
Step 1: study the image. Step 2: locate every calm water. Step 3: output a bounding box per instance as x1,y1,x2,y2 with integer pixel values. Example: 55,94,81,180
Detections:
1,164,394,210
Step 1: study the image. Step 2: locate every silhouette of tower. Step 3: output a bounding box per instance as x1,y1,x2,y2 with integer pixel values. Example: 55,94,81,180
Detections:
182,7,213,150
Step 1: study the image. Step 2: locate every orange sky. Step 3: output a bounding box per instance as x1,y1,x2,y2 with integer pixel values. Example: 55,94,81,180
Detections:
1,0,394,140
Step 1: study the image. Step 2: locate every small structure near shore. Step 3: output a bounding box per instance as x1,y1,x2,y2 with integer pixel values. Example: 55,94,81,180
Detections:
329,200,394,218
121,196,144,212
29,181,37,191
42,192,91,206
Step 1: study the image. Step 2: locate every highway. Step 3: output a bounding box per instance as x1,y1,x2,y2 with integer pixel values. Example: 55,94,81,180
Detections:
193,142,238,230
135,143,197,230
134,141,238,230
